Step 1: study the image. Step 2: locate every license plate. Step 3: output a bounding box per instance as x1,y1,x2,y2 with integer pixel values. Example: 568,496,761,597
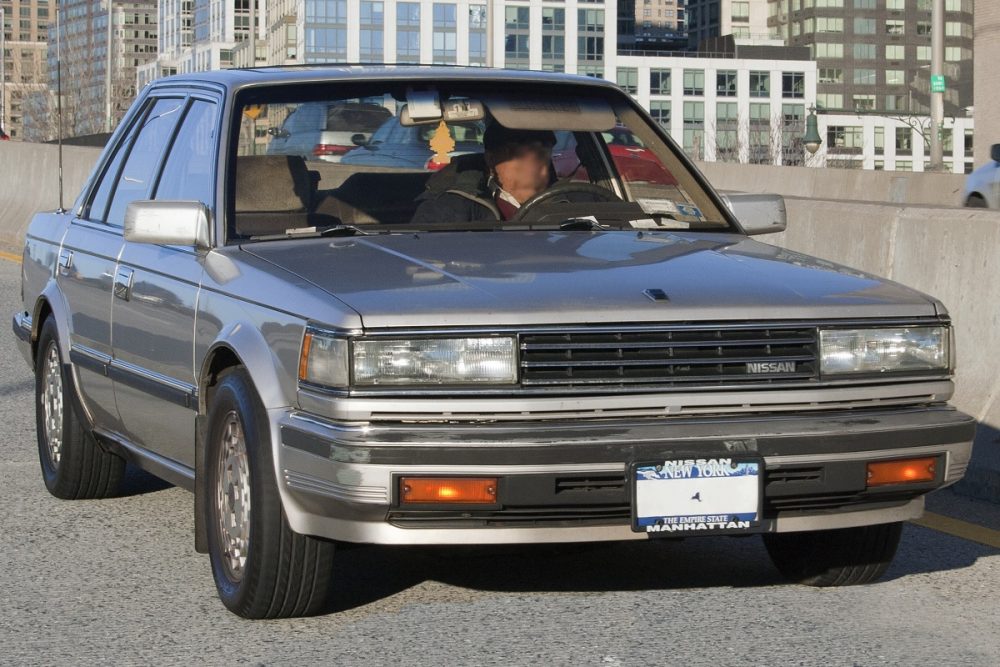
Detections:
631,456,763,535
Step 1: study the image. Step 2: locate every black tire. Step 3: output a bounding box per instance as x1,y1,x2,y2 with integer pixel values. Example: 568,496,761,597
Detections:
763,522,903,587
205,367,336,618
35,317,125,499
965,194,988,208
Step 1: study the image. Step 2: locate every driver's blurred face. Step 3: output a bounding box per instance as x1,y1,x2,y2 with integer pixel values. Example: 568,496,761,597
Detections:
490,142,552,204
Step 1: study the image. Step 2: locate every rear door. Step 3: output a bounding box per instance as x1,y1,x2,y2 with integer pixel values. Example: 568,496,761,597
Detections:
55,101,158,431
109,95,220,468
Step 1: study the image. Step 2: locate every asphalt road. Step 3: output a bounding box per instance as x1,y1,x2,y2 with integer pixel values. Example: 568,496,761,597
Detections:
0,257,998,666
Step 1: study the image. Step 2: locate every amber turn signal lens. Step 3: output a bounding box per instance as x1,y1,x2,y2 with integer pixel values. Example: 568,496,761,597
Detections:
298,332,313,381
866,457,937,487
400,477,498,504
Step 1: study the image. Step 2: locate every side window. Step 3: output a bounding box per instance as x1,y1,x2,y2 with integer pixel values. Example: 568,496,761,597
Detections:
104,97,185,226
153,100,219,209
87,120,142,222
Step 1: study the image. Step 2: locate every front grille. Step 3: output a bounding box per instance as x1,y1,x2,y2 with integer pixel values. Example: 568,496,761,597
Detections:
520,326,818,389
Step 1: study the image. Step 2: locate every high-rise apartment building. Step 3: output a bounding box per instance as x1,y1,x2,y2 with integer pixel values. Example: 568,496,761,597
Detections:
15,0,156,140
633,0,687,47
767,0,973,115
687,0,773,48
1,0,50,139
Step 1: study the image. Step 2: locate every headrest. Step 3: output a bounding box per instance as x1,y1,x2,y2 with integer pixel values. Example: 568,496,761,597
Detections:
235,155,312,213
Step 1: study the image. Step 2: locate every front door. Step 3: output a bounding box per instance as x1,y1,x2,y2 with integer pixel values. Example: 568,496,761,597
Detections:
109,97,219,467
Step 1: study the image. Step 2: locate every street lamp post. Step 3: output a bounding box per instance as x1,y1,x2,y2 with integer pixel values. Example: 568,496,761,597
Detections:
929,0,944,171
803,105,822,157
1,6,6,136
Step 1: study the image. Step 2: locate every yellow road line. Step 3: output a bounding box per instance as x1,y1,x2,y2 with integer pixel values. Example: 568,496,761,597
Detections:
913,512,1000,549
0,250,22,264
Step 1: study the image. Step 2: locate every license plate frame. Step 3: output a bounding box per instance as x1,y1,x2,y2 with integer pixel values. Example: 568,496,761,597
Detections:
630,455,765,536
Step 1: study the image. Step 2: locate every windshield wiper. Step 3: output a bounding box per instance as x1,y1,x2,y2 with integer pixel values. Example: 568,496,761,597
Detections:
557,216,612,231
249,224,372,241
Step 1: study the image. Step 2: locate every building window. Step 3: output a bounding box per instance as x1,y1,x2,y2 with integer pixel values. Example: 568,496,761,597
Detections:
543,7,565,30
749,71,769,97
505,34,529,61
885,45,904,60
782,72,804,98
617,67,638,94
578,9,605,63
816,17,843,32
731,1,749,20
853,43,875,59
683,101,704,159
359,1,383,62
469,5,487,65
683,70,704,96
433,3,457,62
650,69,671,95
781,104,805,165
827,125,863,153
748,103,771,164
917,45,931,61
885,69,906,86
304,0,348,62
816,93,843,110
885,95,908,111
886,0,905,9
852,94,875,111
917,21,932,36
649,100,671,129
885,19,905,35
853,17,875,34
813,43,843,58
717,70,737,97
397,3,420,62
716,101,738,161
853,69,876,85
854,0,875,8
895,127,912,155
818,68,843,84
505,6,529,29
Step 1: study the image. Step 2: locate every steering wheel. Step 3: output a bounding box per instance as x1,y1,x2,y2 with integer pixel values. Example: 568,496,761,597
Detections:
513,183,619,222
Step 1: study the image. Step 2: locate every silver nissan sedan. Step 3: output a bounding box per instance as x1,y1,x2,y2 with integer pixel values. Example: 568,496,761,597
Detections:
12,66,975,618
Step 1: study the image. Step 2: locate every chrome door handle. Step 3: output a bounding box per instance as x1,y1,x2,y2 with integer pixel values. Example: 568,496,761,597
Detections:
114,267,134,301
57,249,73,275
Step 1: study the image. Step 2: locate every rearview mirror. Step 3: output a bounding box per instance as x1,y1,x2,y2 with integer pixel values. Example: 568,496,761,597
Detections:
125,200,211,249
992,143,1000,163
722,193,787,236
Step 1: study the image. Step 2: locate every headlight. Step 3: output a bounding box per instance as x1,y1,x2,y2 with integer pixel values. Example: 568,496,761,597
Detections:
819,327,950,375
298,331,518,389
353,337,517,385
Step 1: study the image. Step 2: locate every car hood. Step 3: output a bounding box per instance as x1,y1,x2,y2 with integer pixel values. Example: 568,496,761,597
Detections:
243,231,939,328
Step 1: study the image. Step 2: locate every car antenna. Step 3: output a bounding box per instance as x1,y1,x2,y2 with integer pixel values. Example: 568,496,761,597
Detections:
56,58,66,213
55,6,64,213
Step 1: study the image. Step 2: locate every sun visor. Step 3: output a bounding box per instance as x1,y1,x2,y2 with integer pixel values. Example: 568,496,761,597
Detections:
482,95,617,132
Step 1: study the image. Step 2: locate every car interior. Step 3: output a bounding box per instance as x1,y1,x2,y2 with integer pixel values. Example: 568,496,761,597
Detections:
229,86,727,240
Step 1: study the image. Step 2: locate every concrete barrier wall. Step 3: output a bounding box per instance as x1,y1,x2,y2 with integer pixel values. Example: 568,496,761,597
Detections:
0,143,101,253
697,160,969,208
761,200,1000,431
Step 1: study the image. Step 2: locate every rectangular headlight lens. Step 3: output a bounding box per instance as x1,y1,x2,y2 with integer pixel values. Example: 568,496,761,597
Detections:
819,327,950,375
353,337,517,385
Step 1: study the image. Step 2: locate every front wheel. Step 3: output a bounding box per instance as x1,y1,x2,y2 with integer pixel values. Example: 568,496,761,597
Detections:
763,522,903,587
205,367,336,618
35,317,124,499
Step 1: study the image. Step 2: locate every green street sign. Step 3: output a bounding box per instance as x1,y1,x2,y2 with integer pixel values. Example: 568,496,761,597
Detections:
930,74,946,93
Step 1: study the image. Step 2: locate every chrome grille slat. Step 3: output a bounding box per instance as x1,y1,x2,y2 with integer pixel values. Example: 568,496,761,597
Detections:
519,326,818,388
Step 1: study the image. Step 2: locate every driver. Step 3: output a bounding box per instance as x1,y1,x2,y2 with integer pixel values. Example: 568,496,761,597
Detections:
411,123,558,224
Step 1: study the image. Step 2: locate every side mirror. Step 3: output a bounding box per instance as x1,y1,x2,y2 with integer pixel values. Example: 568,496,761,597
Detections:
351,133,369,147
991,143,1000,163
722,193,787,236
125,200,211,249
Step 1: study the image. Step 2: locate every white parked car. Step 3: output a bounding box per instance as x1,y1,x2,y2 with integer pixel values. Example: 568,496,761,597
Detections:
963,144,1000,208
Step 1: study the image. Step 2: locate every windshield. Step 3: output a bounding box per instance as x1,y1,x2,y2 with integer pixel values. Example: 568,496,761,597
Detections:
230,81,731,242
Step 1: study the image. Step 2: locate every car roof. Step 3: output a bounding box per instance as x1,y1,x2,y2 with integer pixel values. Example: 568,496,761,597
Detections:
147,64,622,96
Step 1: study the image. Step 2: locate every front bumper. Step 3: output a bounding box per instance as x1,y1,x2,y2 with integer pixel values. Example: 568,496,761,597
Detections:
274,405,975,545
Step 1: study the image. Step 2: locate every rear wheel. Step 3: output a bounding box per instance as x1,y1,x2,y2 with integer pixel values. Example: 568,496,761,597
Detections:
763,522,903,587
965,194,988,208
35,317,125,499
205,367,336,618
